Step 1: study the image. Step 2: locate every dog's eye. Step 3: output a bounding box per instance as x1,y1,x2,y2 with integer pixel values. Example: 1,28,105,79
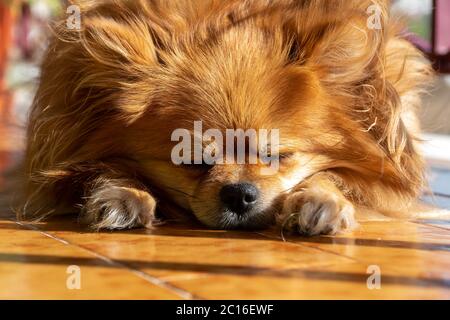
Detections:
182,163,214,171
279,152,295,161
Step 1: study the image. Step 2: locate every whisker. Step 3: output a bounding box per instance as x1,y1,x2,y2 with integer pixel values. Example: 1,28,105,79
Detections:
280,212,302,242
163,185,200,200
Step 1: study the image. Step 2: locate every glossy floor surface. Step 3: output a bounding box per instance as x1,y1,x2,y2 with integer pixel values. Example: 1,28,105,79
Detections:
1,205,450,299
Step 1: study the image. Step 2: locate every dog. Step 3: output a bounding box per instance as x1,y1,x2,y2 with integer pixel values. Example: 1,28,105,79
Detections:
16,0,432,236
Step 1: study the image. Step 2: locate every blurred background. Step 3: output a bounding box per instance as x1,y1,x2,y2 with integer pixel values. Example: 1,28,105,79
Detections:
0,0,449,206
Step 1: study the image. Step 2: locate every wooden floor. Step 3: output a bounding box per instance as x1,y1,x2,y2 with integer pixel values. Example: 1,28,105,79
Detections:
1,206,450,299
1,93,450,300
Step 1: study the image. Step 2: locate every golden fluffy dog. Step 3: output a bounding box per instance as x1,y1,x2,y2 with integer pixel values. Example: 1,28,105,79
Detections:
16,0,431,235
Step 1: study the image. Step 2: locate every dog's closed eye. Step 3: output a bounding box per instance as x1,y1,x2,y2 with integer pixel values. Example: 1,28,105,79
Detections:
181,163,214,171
279,152,295,163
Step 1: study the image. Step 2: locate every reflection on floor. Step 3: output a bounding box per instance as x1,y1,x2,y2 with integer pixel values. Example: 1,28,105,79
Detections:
0,210,449,299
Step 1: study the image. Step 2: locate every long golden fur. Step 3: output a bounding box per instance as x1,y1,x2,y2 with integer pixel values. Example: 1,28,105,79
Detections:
16,0,432,235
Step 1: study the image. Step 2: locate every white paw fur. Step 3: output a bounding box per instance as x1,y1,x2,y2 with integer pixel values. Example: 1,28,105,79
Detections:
280,188,357,236
84,185,157,230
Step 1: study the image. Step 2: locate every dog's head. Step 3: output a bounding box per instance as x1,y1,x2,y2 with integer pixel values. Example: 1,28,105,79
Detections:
128,56,329,228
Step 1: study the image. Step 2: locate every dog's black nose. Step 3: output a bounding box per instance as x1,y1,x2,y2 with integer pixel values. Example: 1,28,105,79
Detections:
220,183,259,215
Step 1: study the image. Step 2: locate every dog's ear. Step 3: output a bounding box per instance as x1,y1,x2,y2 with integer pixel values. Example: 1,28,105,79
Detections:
283,0,388,81
365,35,432,195
79,1,170,67
337,30,431,198
45,0,173,123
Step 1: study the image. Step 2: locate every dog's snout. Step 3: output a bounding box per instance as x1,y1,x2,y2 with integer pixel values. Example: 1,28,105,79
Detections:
220,183,259,214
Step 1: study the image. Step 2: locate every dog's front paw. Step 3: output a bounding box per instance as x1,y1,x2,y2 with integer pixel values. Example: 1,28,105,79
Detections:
85,185,157,230
279,188,357,236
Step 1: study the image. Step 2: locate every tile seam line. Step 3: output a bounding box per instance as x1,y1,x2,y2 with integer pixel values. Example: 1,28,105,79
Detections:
423,192,450,199
255,231,359,263
12,219,201,300
410,220,450,232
